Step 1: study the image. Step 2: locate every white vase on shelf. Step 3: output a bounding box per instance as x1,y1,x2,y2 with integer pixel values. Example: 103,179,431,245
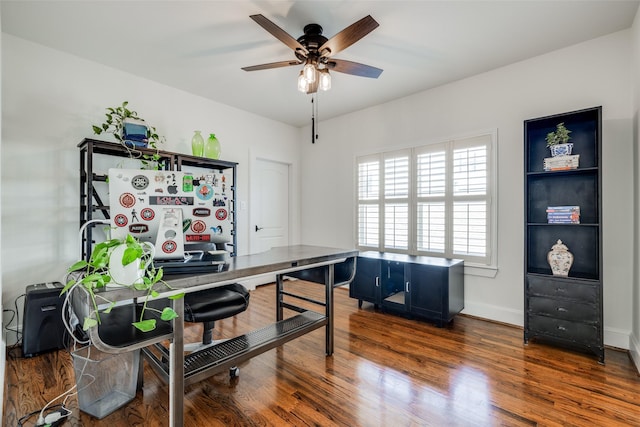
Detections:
547,239,574,276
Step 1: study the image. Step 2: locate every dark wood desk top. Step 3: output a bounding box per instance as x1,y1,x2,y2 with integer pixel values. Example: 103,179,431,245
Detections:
166,245,358,290
102,245,358,300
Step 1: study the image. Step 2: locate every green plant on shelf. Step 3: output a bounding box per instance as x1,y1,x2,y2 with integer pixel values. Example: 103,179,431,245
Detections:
92,101,164,169
545,122,572,147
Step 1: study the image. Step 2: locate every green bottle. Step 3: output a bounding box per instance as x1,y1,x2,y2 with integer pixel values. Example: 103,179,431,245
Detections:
191,130,204,157
205,133,221,160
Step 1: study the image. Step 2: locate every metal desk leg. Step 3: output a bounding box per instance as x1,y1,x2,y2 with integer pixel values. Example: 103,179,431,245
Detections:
169,297,185,427
276,273,284,321
325,264,334,356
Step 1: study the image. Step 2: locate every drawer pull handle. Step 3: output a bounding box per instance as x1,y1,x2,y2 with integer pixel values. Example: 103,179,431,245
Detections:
556,288,566,293
375,277,380,287
556,307,568,312
557,325,567,331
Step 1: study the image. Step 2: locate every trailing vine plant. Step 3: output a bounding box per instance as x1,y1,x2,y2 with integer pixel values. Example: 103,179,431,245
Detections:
92,101,164,169
62,234,183,333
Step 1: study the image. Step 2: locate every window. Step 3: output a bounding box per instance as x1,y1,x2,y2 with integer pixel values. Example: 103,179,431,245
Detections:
356,132,495,266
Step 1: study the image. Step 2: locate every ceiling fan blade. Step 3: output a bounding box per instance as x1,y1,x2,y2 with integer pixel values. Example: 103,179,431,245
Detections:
250,14,308,55
242,60,302,72
319,15,379,57
327,59,383,78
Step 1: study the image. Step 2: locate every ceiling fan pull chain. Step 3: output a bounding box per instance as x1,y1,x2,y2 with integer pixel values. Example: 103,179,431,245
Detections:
311,95,315,144
315,94,319,143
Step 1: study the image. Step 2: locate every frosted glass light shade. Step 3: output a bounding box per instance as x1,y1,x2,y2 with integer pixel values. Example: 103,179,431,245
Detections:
319,69,331,91
303,62,317,83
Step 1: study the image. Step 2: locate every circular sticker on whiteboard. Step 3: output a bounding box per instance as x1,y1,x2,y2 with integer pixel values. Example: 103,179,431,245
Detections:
215,209,228,221
131,175,149,190
119,193,136,208
114,214,128,227
191,220,207,233
196,184,214,201
162,240,177,254
140,208,155,221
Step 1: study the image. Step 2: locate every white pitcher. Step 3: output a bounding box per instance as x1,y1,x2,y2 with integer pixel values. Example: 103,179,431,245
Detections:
108,242,155,286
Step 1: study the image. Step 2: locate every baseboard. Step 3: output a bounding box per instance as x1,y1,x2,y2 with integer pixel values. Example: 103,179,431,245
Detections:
461,301,523,327
630,333,640,374
462,302,632,351
603,326,632,351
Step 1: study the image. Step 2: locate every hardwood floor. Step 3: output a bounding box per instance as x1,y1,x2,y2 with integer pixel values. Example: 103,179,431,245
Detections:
4,280,640,426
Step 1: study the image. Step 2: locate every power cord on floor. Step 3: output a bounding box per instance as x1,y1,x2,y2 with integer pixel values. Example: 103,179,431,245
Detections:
17,403,71,427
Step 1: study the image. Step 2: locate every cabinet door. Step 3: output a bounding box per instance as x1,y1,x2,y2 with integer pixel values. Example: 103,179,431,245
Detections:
349,257,380,304
380,260,408,312
408,264,445,321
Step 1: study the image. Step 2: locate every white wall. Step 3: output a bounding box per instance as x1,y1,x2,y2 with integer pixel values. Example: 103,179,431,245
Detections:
0,34,302,344
0,3,5,415
631,7,640,371
301,30,635,349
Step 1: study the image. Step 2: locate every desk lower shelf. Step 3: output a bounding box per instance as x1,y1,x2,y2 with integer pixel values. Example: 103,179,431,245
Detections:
143,310,327,386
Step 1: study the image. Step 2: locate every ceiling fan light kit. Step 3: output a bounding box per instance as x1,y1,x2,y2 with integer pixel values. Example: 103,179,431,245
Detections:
242,14,382,94
298,61,331,93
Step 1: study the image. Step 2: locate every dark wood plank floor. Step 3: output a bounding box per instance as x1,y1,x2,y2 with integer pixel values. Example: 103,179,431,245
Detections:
4,281,640,426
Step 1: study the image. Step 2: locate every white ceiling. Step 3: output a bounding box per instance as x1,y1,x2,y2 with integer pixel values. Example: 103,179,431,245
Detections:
2,1,639,127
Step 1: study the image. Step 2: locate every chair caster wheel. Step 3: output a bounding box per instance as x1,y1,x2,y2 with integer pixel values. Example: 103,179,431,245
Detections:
229,366,239,378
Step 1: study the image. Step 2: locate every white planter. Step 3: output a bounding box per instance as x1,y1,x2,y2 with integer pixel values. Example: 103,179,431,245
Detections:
549,143,573,157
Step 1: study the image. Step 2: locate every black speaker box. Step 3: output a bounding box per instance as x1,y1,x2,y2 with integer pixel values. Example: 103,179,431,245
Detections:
22,282,66,358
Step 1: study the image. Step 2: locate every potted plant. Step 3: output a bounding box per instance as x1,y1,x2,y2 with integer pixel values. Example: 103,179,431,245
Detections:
62,234,183,333
92,101,164,169
545,122,573,157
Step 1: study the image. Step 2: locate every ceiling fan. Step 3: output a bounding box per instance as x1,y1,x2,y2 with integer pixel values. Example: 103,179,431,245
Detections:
242,14,383,93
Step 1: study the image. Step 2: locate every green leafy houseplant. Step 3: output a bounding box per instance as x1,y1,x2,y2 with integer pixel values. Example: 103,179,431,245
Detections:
92,101,164,169
545,122,572,147
62,234,183,333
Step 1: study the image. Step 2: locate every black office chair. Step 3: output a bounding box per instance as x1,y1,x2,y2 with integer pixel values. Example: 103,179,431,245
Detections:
182,283,250,377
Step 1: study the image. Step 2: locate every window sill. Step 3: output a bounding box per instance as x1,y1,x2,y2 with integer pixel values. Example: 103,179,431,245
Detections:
464,263,498,278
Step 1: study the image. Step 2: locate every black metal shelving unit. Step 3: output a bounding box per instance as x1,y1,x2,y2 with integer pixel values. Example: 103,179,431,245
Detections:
78,138,237,261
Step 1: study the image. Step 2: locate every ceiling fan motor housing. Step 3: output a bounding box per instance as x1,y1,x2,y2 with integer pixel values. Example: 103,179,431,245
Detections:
296,24,329,62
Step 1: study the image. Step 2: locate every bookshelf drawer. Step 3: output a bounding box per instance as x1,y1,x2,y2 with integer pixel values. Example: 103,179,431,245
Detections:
527,276,598,302
528,314,599,346
528,296,598,323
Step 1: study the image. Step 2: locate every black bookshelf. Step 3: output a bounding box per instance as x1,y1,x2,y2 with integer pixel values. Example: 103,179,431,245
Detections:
523,107,603,363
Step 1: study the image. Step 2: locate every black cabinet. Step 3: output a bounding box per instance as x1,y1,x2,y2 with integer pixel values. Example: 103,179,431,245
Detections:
350,256,381,305
524,107,603,362
350,252,464,327
78,138,237,261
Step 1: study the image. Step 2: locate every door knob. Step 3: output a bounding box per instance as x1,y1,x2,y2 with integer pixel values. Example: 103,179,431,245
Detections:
255,225,263,232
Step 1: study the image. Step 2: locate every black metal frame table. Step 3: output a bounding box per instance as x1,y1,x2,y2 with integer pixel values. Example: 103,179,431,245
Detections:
75,245,358,427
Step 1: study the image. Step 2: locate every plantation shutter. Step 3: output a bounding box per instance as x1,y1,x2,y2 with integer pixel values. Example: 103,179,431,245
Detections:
357,156,381,248
355,131,494,265
416,144,447,253
383,151,410,250
451,135,490,260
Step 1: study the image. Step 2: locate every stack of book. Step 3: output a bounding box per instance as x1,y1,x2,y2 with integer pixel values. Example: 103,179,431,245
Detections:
544,154,579,171
547,206,580,224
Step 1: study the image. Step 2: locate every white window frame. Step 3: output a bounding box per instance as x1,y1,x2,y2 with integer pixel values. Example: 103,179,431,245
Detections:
355,130,497,269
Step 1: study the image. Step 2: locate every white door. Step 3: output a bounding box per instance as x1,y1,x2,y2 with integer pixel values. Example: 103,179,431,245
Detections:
250,158,290,254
